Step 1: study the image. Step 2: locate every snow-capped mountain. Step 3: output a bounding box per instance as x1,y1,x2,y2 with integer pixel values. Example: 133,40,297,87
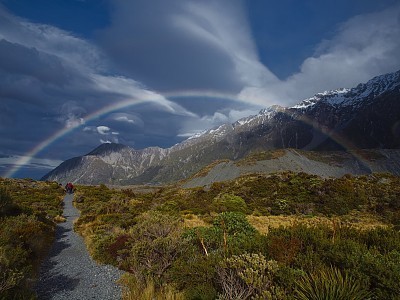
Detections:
42,70,400,185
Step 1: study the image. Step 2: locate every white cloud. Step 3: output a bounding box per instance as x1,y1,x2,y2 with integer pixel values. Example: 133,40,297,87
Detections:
96,126,110,135
115,116,135,124
83,126,93,132
177,108,260,139
239,5,400,105
177,132,200,138
65,116,84,129
172,0,278,92
228,109,259,121
91,74,196,117
99,135,118,144
0,7,105,72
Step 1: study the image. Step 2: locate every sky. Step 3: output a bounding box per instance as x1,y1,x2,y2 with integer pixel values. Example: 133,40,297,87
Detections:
0,0,400,179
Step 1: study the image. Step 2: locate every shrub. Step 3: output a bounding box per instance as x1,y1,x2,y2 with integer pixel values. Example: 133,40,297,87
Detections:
217,253,285,300
0,188,22,218
185,212,263,256
121,211,188,287
0,246,26,295
169,251,218,300
0,179,64,298
212,212,256,236
267,235,302,265
0,188,13,217
211,194,248,213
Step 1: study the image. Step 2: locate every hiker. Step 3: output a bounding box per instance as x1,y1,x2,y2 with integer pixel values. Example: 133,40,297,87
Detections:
65,182,74,194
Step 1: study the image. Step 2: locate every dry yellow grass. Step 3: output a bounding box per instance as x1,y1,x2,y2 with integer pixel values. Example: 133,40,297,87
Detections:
119,274,184,300
183,214,210,228
190,159,231,179
248,211,387,235
53,215,66,223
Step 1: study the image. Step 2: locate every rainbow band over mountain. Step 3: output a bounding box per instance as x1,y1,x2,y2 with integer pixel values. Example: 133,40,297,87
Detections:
4,91,371,179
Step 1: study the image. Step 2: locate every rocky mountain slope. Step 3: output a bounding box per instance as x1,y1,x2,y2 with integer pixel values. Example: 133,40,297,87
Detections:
42,70,400,185
183,149,400,188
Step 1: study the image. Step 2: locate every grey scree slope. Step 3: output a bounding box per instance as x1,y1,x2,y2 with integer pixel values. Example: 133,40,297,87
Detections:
35,194,123,300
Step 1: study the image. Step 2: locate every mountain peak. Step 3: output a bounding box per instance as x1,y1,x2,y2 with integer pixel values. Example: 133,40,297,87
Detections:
291,69,400,110
86,143,130,156
291,88,351,110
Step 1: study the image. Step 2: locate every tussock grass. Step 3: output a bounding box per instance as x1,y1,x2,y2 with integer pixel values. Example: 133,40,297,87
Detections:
119,274,185,300
248,212,387,235
53,215,66,223
190,159,231,179
183,214,210,228
294,267,371,300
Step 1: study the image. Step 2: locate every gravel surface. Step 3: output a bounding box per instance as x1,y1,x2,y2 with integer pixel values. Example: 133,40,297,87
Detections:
35,194,123,300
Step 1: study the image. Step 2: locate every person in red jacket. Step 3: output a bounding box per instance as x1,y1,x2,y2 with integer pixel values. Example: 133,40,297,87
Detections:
65,182,74,194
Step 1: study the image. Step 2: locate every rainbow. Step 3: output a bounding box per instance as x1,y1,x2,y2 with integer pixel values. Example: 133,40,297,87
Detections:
3,90,372,178
3,91,240,178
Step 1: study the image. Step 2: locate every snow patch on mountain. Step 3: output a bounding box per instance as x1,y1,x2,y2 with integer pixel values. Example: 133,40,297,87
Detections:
292,70,400,110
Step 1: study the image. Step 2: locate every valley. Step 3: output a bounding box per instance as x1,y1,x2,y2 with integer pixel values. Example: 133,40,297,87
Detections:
1,70,400,299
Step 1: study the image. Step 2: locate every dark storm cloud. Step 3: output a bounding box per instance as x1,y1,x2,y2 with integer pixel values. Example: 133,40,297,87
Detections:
98,0,261,93
0,39,76,85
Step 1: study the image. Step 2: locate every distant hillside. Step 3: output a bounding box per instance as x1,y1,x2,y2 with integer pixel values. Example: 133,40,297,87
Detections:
182,149,400,188
42,70,400,185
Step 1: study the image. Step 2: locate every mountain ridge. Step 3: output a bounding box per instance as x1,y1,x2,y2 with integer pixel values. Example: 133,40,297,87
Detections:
42,70,400,185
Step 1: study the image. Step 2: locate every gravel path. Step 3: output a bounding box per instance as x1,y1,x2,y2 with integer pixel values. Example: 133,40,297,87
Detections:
35,194,123,300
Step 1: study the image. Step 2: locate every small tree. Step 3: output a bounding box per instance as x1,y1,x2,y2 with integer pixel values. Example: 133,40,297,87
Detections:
212,194,248,213
185,212,260,257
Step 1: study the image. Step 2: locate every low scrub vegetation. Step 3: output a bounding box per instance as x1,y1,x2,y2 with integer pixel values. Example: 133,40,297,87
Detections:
73,172,400,299
0,178,64,299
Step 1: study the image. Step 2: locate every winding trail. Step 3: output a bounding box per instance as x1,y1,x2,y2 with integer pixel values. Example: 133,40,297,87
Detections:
35,194,123,300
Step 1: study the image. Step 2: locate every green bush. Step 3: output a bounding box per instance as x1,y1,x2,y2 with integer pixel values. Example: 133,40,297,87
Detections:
0,245,27,296
211,194,248,213
266,224,400,299
217,253,285,300
121,211,188,287
185,212,264,256
169,251,218,300
212,212,256,236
